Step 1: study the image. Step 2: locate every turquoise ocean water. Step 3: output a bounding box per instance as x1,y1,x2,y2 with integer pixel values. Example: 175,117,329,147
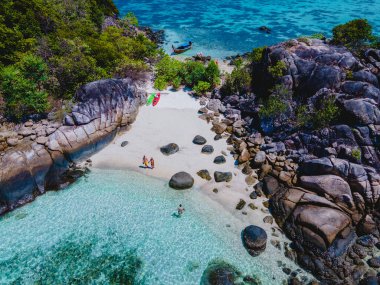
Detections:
0,169,297,284
115,0,380,58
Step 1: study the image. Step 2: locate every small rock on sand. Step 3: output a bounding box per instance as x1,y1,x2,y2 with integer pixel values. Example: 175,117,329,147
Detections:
193,135,207,145
121,141,129,147
160,143,179,155
201,145,214,154
214,171,232,182
197,169,212,181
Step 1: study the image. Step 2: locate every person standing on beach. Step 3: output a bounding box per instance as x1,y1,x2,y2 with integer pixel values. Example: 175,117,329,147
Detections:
143,156,149,168
150,158,155,169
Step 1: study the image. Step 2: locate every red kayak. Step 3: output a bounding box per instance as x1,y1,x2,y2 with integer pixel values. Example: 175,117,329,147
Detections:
152,93,161,106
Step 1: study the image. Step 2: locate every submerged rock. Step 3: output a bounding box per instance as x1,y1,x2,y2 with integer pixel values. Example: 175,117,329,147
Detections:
200,259,241,285
169,172,194,190
242,225,267,257
160,143,179,155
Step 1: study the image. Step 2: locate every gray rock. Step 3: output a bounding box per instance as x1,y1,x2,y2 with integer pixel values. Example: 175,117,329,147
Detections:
197,169,212,181
201,145,214,154
242,225,267,256
169,172,194,190
206,99,226,113
367,257,380,268
254,151,266,165
214,171,232,182
299,157,333,175
6,138,19,147
236,199,246,210
193,135,207,145
213,155,226,164
160,143,179,155
353,70,379,88
121,141,129,147
263,176,280,196
343,99,380,125
36,136,48,145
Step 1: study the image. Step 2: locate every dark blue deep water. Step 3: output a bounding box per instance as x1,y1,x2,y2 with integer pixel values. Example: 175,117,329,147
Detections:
115,0,380,58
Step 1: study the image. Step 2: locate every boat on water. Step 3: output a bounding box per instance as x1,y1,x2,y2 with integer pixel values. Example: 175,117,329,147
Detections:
172,41,192,54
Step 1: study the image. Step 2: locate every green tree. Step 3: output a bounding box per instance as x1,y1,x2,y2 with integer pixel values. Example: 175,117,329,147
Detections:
332,19,374,48
0,66,49,120
204,60,220,88
124,12,138,26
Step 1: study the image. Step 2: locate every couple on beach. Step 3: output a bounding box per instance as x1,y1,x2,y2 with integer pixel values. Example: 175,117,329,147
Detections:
142,155,155,169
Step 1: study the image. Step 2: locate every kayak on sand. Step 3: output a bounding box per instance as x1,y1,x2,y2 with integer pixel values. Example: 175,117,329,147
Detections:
152,93,161,106
146,93,155,106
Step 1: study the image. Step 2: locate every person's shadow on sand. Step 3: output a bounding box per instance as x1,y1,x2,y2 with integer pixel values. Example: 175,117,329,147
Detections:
139,166,152,169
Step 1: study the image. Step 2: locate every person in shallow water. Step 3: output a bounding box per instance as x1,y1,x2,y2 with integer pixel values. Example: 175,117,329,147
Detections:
150,158,155,169
177,204,185,216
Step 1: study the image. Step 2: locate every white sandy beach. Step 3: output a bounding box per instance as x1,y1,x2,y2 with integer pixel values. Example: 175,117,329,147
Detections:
92,88,276,232
90,86,314,278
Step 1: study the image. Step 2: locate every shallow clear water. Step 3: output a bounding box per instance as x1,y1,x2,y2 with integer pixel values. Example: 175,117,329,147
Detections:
0,169,297,284
115,0,380,58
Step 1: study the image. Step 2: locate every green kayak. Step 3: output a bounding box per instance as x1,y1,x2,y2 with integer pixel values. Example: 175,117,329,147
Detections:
146,93,155,106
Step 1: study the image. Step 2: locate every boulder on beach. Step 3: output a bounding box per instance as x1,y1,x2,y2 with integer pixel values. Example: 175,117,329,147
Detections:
201,145,214,154
169,172,194,190
197,169,212,181
160,143,179,155
214,171,232,183
213,155,226,164
193,135,207,145
242,225,267,256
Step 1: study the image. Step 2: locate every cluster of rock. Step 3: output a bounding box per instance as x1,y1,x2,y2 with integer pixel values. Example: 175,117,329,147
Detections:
199,40,380,284
0,78,145,215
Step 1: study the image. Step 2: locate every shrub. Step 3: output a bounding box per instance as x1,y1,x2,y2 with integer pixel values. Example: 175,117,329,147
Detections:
310,33,325,39
193,81,211,95
172,77,181,90
183,61,206,86
221,66,251,96
351,148,361,161
154,76,167,90
296,97,340,129
259,84,292,120
268,60,286,77
155,55,183,85
249,46,266,63
0,65,49,120
297,37,310,45
124,12,138,26
332,19,374,48
204,60,220,87
346,70,354,80
314,97,340,128
259,95,287,119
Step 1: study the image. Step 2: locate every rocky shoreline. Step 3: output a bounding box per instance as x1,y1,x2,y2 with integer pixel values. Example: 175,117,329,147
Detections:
197,39,380,284
0,78,146,215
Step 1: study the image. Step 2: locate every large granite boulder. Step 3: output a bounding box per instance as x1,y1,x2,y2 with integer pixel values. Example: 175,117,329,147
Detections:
242,225,267,256
200,259,241,285
169,172,194,190
160,143,179,155
0,78,145,214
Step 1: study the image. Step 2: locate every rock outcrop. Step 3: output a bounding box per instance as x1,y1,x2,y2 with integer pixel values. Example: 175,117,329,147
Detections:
0,78,145,215
207,40,380,284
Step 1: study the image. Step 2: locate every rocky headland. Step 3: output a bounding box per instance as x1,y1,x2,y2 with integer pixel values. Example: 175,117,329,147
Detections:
198,39,380,284
0,78,145,215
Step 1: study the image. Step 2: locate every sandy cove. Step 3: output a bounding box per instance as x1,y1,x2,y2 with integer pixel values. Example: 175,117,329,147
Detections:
90,86,315,278
91,87,283,234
